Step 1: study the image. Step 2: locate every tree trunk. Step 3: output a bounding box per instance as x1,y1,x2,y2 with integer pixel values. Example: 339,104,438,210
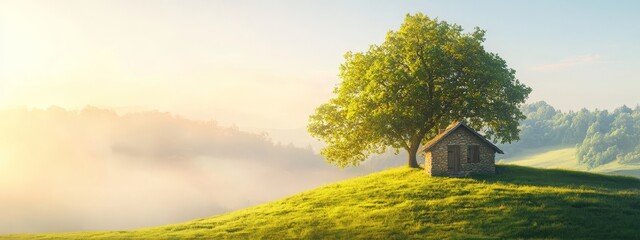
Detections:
407,147,420,168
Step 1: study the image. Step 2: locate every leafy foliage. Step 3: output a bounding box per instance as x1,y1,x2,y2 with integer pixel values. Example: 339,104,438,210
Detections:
499,101,640,168
308,13,531,168
5,165,639,239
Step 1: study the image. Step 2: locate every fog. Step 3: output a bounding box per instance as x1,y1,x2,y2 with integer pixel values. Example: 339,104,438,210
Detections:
0,106,403,234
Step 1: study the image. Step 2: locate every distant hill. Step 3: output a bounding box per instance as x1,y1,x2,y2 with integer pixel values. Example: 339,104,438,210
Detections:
499,147,585,170
498,101,640,168
500,146,640,178
0,106,381,233
4,165,639,239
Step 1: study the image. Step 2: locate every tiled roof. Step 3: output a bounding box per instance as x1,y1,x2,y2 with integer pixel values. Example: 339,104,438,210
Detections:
419,121,504,154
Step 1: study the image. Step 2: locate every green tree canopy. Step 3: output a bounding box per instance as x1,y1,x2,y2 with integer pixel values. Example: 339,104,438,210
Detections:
308,13,531,168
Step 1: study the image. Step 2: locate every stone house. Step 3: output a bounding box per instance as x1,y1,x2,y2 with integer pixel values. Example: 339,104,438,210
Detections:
420,122,503,176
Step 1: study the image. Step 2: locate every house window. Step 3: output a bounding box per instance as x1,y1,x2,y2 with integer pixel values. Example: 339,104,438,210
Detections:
467,145,480,163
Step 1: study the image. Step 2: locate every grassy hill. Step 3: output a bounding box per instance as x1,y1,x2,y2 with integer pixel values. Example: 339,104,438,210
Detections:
501,147,640,178
3,165,640,239
499,147,585,170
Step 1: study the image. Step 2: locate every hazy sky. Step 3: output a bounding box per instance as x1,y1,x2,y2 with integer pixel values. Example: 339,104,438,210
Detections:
1,0,639,130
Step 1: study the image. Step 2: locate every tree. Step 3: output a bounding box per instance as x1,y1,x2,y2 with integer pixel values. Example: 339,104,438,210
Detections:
308,13,531,168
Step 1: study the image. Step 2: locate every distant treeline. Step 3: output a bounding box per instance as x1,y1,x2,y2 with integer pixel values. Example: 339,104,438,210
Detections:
0,106,326,168
0,106,376,233
499,101,640,168
0,106,392,172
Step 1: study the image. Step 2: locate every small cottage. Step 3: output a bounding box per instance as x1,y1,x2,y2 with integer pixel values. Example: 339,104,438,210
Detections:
420,121,503,176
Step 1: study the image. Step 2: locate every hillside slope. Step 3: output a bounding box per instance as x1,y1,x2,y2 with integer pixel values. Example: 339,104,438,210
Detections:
501,147,640,178
499,147,585,170
3,165,640,239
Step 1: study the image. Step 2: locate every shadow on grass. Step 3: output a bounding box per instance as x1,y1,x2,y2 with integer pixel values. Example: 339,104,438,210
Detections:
414,165,640,239
474,165,640,190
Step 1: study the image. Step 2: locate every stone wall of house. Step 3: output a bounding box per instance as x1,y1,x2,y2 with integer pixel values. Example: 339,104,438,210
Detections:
424,151,434,175
424,127,496,176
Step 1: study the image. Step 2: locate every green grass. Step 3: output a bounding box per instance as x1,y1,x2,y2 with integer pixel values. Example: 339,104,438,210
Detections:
499,147,585,171
501,146,640,178
3,165,640,239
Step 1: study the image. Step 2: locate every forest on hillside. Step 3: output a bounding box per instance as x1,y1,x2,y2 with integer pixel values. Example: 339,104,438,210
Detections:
498,101,640,168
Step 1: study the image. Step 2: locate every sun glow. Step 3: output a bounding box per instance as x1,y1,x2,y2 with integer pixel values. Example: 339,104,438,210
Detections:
0,151,6,174
0,150,17,186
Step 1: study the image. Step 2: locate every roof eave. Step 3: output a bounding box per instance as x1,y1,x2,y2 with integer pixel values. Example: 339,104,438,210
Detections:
419,122,504,154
